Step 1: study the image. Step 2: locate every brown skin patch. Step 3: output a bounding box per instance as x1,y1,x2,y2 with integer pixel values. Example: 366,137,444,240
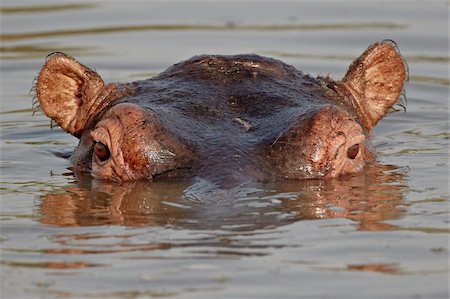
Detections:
267,106,368,179
87,103,195,182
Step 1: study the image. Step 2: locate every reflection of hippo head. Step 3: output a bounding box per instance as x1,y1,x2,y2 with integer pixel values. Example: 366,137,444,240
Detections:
37,164,407,230
36,41,407,183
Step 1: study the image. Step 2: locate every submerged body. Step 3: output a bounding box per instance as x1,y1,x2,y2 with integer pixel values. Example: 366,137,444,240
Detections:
36,41,407,183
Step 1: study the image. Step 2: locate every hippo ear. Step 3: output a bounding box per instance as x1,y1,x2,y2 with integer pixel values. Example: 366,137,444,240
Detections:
36,52,108,138
342,40,407,130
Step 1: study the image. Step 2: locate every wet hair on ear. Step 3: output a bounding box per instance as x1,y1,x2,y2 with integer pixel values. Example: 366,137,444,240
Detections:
36,52,107,138
341,40,408,130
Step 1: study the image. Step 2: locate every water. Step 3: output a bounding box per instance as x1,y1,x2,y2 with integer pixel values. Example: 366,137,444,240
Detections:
1,1,449,298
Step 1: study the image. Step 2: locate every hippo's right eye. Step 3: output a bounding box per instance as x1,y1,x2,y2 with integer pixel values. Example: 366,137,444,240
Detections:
347,143,360,159
94,142,110,162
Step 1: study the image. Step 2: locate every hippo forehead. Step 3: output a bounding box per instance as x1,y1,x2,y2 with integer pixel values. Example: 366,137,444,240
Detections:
117,54,346,145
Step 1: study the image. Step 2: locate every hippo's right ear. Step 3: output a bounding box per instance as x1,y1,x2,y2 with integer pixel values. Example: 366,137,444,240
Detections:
341,40,407,130
36,53,110,138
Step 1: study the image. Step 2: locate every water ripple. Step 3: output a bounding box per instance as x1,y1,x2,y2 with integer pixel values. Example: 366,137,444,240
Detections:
0,22,406,42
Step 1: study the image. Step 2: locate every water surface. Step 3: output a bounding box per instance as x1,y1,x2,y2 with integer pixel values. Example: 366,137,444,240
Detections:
1,1,449,298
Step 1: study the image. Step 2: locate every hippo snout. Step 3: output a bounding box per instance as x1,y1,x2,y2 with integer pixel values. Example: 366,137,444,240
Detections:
268,106,370,179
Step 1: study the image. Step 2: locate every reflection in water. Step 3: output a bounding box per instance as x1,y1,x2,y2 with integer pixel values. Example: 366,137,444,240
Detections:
313,263,403,275
2,260,104,269
37,163,407,232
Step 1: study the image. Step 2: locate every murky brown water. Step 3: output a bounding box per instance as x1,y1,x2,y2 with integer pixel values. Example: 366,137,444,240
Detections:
1,1,449,298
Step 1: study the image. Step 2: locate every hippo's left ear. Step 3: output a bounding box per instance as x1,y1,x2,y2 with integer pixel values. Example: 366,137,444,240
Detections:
341,40,407,130
36,53,112,138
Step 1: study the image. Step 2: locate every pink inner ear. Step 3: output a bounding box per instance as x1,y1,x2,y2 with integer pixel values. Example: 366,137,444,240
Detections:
36,52,106,138
342,41,407,130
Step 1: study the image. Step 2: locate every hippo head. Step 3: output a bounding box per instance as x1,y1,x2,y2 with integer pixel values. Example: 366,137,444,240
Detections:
36,41,407,183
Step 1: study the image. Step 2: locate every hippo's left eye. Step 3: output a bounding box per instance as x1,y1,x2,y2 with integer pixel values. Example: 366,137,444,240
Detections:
94,142,110,162
347,144,360,159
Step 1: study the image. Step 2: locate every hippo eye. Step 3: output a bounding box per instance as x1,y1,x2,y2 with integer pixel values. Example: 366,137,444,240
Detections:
347,144,359,159
94,142,110,162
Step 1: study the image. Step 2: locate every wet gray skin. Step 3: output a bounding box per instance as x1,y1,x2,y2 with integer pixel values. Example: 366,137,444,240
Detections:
35,40,407,184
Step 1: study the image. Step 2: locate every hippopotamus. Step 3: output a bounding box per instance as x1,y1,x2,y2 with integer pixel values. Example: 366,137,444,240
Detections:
35,40,407,183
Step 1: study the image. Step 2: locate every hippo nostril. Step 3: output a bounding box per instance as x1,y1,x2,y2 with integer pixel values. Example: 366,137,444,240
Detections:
94,142,110,162
347,144,360,159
